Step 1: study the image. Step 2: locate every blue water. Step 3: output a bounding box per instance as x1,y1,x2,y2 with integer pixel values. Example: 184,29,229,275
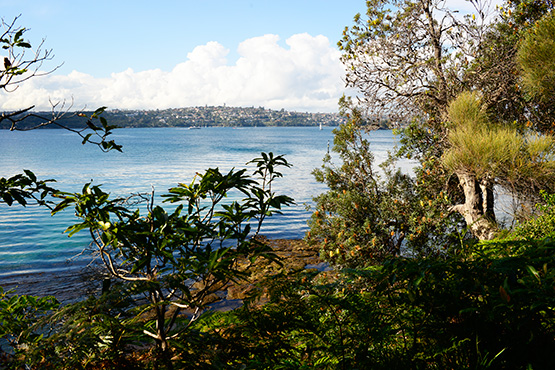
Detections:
0,127,400,277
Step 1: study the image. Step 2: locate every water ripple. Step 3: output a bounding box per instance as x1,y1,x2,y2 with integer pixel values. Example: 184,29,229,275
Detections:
0,127,399,276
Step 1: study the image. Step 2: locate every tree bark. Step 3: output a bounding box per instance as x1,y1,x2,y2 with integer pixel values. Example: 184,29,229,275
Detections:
451,171,497,240
480,179,496,223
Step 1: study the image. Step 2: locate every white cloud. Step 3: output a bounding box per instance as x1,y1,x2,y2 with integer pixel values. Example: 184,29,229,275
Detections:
0,33,345,113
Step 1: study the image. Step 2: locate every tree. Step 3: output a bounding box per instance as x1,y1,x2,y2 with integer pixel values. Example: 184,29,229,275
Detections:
324,0,555,246
307,102,461,267
468,0,555,134
329,0,496,247
338,0,492,133
443,91,555,240
517,10,555,106
308,0,493,259
308,107,410,265
52,153,293,367
438,6,555,240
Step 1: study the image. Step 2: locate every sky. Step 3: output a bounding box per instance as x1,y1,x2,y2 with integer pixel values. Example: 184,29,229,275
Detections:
0,0,497,113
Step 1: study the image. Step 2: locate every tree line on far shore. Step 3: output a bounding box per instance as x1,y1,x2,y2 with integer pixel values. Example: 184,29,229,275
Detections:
1,105,356,129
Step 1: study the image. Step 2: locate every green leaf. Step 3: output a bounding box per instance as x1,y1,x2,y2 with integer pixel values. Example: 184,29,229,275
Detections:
131,257,150,274
2,193,14,206
65,222,88,237
526,265,541,283
81,133,93,144
14,28,24,41
92,106,107,118
86,120,99,131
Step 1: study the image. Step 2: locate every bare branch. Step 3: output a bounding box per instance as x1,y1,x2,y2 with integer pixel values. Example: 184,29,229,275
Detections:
0,15,60,92
339,0,495,127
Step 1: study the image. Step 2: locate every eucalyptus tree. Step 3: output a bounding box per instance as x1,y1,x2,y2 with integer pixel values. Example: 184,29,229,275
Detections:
338,0,493,134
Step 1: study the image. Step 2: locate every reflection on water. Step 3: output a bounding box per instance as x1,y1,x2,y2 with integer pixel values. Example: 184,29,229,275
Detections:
0,127,403,277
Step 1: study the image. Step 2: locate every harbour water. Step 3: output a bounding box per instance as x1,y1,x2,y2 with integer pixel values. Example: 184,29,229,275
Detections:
0,126,401,279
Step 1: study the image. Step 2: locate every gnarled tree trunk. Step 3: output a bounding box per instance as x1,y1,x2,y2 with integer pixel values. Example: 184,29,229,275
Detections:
451,171,497,240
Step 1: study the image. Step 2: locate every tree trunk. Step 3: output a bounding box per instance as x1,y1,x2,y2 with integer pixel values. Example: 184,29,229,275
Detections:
151,290,174,370
451,172,497,240
480,179,496,223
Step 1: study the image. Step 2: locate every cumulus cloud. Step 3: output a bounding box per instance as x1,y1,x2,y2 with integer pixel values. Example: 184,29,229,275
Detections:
0,33,345,113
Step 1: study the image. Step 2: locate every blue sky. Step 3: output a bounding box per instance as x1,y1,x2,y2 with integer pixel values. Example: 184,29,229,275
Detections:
0,0,492,112
1,1,367,77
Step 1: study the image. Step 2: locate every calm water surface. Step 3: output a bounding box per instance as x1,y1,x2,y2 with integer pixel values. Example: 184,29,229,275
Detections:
0,127,400,277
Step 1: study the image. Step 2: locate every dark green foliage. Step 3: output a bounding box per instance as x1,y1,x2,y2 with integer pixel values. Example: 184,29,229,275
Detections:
0,170,56,207
307,105,464,267
36,285,145,370
0,284,150,370
518,10,555,104
196,238,555,369
512,191,555,239
470,0,555,133
0,287,59,369
5,237,555,369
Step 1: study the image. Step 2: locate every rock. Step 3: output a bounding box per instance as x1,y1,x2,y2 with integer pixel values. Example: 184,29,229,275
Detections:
219,237,323,302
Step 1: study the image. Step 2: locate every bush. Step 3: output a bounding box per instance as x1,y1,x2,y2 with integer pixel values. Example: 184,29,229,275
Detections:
512,190,555,240
199,238,555,369
307,106,464,268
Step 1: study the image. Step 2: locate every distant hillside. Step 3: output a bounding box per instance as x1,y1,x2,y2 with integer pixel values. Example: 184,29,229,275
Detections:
1,106,352,129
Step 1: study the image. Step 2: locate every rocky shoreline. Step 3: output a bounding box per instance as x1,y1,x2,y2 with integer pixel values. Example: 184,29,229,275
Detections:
210,237,326,305
0,238,325,307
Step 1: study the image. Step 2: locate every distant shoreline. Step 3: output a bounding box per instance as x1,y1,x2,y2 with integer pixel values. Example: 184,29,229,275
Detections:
1,105,395,130
0,106,351,130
